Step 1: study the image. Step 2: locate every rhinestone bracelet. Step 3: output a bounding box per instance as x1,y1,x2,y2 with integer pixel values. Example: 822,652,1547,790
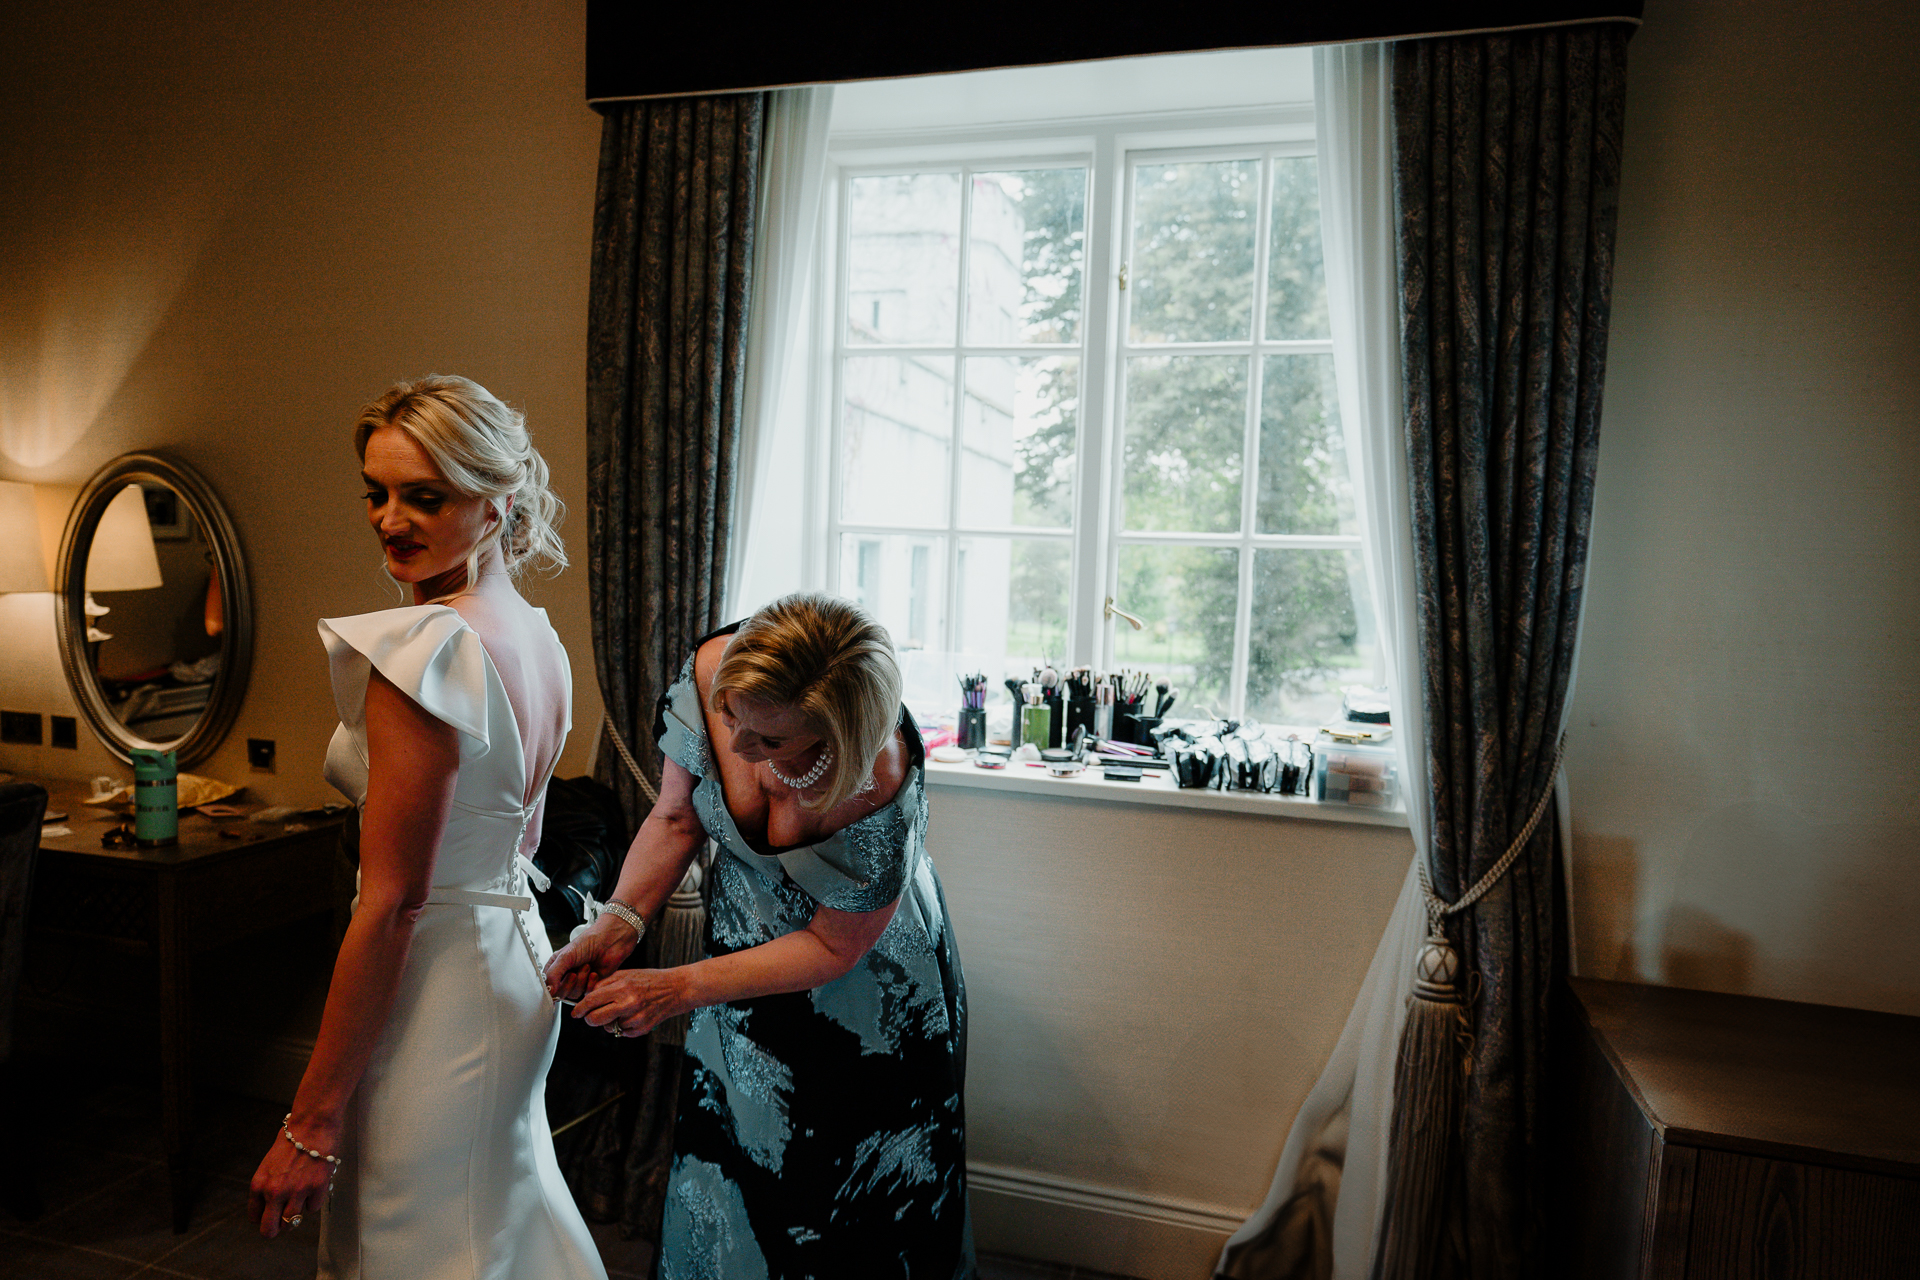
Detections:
599,899,648,942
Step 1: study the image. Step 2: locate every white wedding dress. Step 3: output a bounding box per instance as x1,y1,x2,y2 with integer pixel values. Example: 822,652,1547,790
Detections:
314,604,605,1280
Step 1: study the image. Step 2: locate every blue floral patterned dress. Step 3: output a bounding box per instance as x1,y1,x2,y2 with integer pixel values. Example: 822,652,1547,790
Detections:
654,642,974,1280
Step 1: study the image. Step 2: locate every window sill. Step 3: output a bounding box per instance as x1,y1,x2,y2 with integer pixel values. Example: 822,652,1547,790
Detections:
921,758,1410,828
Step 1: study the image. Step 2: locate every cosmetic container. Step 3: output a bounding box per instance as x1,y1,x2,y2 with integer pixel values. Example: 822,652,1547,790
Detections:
1064,696,1095,745
957,708,986,750
1315,742,1397,807
1020,703,1052,752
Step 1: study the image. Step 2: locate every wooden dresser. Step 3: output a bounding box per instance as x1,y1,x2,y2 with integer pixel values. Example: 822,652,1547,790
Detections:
1557,978,1920,1280
21,773,344,1231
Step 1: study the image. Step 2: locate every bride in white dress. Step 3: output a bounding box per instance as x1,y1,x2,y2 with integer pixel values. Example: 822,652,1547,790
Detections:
249,375,605,1280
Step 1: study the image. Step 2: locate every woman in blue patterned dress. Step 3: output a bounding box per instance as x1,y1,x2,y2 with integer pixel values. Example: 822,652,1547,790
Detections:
544,593,973,1279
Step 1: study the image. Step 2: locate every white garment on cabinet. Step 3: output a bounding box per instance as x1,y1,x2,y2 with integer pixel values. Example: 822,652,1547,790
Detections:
314,604,604,1280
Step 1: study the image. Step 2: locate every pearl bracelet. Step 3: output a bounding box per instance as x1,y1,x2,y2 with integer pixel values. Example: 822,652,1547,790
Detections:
599,899,647,941
282,1114,343,1172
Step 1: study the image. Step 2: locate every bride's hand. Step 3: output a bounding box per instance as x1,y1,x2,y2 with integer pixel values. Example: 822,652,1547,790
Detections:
543,913,640,1002
571,967,691,1039
249,1113,340,1239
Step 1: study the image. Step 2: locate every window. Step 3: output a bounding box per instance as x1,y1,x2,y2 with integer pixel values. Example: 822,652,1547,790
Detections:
815,90,1378,728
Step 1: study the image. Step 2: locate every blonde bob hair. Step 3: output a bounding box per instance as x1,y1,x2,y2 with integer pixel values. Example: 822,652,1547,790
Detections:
710,594,903,811
354,374,567,594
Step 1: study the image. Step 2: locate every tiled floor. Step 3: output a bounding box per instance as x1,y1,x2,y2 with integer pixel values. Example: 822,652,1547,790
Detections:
0,1057,1133,1280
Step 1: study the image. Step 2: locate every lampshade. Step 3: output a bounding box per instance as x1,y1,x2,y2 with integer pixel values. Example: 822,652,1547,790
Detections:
0,480,50,592
34,483,77,586
87,483,163,592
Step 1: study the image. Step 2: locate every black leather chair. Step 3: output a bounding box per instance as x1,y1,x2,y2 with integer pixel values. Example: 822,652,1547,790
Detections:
0,781,48,1219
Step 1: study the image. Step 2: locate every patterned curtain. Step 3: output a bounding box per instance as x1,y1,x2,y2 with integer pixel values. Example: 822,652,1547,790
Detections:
1387,23,1626,1280
562,90,763,1248
589,92,763,817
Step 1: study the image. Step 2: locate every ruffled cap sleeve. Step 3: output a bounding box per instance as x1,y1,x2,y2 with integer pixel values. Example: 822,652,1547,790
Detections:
318,605,491,752
655,652,711,779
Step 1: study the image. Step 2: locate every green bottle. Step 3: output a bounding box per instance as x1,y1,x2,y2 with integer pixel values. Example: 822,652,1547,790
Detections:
132,748,179,847
1020,703,1052,753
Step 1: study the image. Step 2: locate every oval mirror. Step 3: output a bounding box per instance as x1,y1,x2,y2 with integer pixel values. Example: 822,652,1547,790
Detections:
54,452,253,769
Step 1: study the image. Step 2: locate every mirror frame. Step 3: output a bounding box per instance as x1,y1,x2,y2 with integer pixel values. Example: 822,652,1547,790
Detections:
54,452,254,769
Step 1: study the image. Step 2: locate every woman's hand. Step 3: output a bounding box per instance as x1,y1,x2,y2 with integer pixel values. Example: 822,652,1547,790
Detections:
248,1115,340,1239
571,966,692,1039
543,913,641,1003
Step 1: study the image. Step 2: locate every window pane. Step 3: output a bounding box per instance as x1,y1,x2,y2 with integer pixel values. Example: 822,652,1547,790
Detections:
1267,155,1330,339
1257,354,1356,535
955,536,1070,666
1113,544,1238,715
1122,355,1246,533
960,356,1076,529
1245,549,1377,726
840,533,947,651
840,355,952,527
1129,159,1258,344
967,169,1086,345
846,173,960,345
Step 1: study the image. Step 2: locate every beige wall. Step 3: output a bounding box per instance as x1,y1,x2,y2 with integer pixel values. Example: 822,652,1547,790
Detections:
930,785,1412,1276
0,0,603,799
1569,0,1920,1015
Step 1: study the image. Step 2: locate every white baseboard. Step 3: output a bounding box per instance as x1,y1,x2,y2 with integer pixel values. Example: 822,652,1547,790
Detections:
968,1162,1243,1280
165,1030,1249,1280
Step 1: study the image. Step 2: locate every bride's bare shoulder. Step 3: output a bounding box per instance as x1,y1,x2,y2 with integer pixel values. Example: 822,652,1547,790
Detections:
446,592,560,675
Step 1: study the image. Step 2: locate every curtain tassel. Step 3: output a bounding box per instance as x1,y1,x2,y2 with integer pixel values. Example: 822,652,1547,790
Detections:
1369,929,1468,1280
1372,733,1566,1279
648,860,707,1047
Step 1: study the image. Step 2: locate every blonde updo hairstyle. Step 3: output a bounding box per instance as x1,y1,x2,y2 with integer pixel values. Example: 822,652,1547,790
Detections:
709,593,903,812
354,375,567,595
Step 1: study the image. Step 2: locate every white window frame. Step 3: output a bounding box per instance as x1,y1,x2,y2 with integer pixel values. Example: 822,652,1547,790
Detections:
805,104,1371,723
1108,139,1360,718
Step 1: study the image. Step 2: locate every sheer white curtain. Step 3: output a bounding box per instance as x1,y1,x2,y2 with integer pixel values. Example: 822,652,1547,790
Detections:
728,85,834,617
1219,43,1433,1279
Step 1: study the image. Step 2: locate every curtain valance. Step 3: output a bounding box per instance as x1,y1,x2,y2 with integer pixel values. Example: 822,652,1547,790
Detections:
585,1,1641,105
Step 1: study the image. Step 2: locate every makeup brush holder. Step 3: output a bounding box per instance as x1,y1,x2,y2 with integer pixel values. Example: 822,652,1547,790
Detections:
1114,713,1161,746
1064,696,1095,745
957,708,987,751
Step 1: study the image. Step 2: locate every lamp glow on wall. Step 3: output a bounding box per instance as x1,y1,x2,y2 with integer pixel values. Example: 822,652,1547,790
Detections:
0,480,49,594
82,483,163,641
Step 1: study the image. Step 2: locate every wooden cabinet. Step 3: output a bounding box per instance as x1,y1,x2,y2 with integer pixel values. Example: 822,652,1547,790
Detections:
1557,978,1920,1280
24,773,343,1231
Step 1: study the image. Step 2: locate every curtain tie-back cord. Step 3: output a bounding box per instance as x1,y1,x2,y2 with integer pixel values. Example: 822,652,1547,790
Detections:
602,713,661,805
1372,731,1570,1280
1415,731,1568,933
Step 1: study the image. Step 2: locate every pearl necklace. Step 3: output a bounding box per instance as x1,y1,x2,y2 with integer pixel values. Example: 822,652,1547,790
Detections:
767,745,833,791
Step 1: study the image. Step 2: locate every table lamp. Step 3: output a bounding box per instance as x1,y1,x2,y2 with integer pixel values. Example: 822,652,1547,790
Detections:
83,483,163,642
0,480,49,594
